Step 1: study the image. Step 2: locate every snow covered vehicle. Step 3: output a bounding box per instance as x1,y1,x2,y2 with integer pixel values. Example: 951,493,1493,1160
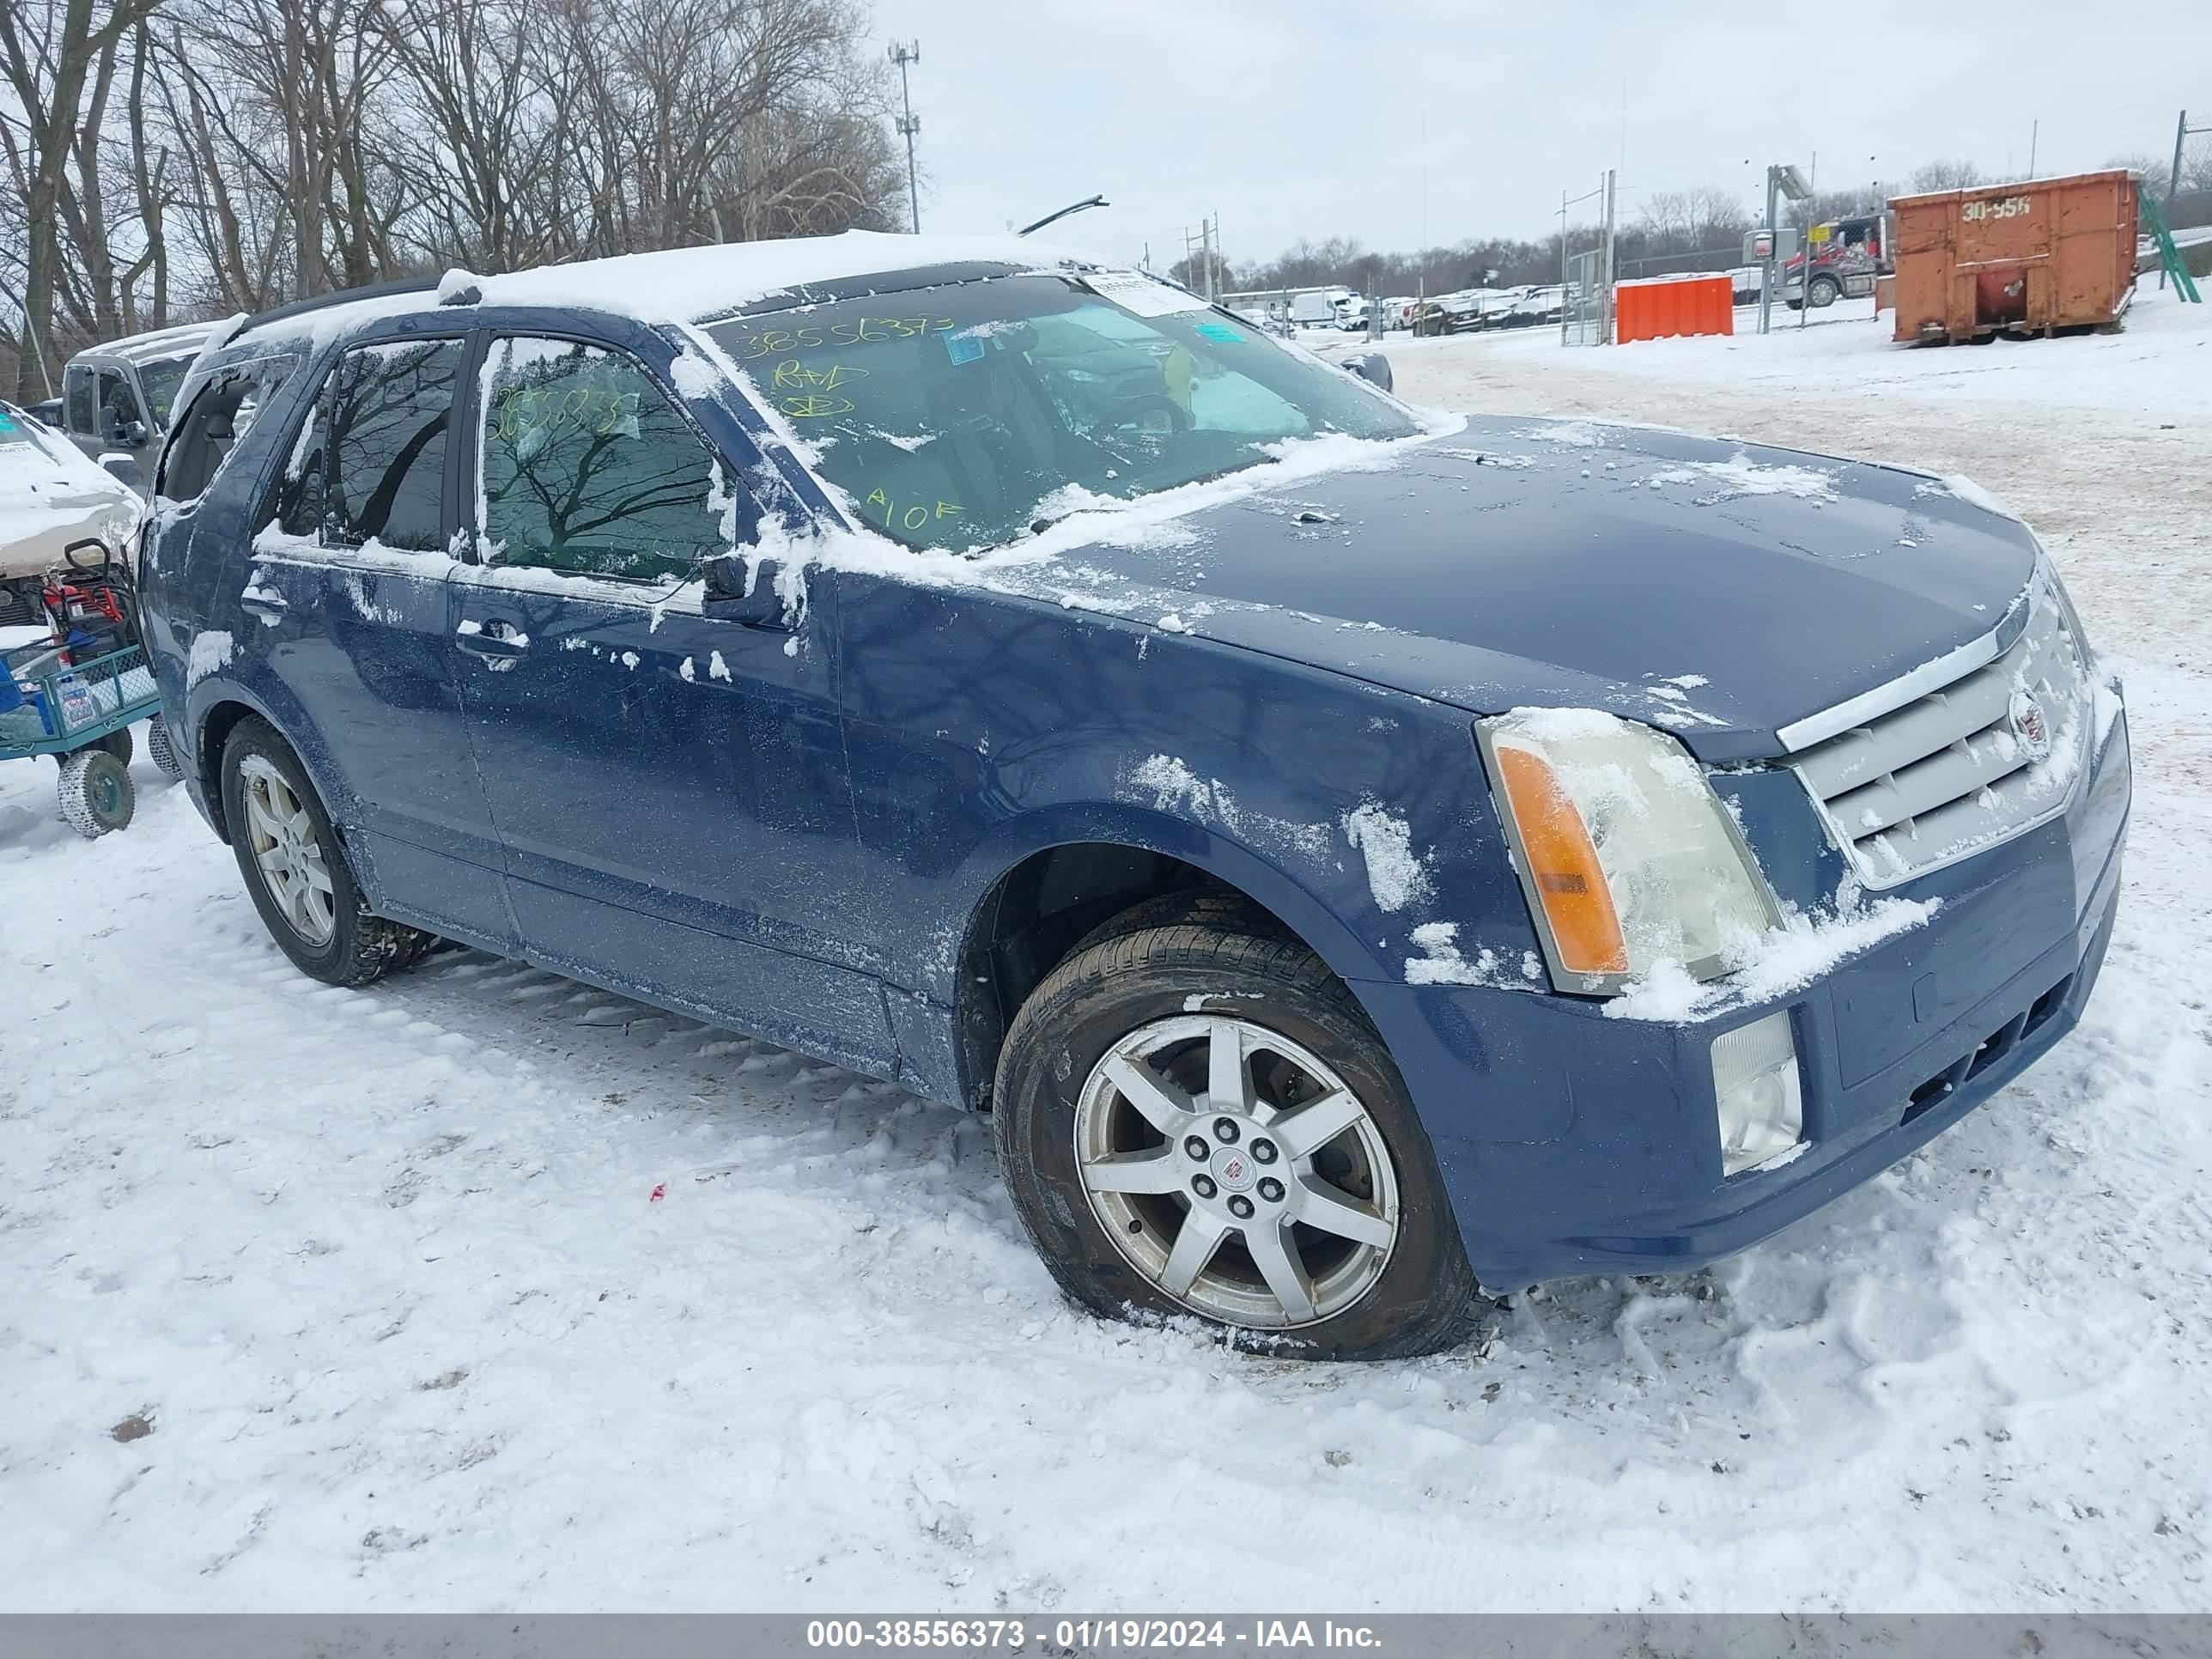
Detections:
52,320,224,495
0,399,143,621
138,233,2127,1360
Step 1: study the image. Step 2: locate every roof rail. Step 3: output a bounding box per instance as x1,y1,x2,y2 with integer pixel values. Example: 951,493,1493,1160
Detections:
235,274,443,337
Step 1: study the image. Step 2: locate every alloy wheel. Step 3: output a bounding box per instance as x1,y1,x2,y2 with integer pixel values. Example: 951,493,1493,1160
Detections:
239,755,337,946
1073,1014,1401,1329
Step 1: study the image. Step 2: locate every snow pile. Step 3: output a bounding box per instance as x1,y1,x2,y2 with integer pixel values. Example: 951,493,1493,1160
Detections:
1341,802,1432,913
1923,473,2014,519
1607,893,1941,1022
184,629,233,690
1644,452,1839,504
1402,921,1534,988
1124,756,1330,864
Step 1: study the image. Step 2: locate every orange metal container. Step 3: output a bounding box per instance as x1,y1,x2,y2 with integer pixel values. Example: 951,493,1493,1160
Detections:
1890,169,2139,344
1613,273,1734,343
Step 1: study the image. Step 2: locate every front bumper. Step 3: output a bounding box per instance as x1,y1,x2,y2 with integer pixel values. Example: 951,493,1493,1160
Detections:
1358,703,2131,1290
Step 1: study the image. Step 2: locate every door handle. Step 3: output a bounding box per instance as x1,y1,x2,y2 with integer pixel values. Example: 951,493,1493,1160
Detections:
455,618,529,658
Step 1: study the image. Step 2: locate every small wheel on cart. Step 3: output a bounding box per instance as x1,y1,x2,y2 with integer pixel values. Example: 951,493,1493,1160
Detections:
93,724,133,766
147,716,185,780
58,748,135,838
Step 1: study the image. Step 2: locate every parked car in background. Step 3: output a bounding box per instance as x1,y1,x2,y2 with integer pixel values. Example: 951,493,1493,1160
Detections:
55,321,222,495
0,399,144,625
140,232,2128,1362
1287,288,1354,327
1501,283,1568,327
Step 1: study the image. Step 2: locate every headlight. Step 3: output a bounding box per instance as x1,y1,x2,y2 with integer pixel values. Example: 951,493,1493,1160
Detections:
1477,708,1779,994
2033,545,2093,667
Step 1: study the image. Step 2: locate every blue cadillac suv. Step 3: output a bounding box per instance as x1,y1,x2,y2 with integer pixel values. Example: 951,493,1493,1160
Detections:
137,232,2129,1359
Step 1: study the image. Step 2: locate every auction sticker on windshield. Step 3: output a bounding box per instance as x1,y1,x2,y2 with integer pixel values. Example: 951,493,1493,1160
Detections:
1082,270,1212,317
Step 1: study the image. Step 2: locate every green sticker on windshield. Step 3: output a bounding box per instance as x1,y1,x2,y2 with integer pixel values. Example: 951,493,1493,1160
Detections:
1194,322,1244,343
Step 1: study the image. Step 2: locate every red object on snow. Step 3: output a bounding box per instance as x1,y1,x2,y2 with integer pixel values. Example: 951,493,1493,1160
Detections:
649,1182,666,1202
1613,274,1735,343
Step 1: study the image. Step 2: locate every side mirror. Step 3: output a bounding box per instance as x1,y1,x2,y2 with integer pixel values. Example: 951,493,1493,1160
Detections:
99,452,143,487
702,552,792,629
125,419,150,447
1340,351,1395,394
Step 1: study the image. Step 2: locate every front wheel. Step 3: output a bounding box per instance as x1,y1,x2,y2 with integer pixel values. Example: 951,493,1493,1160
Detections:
1808,275,1841,308
220,716,429,986
994,920,1478,1359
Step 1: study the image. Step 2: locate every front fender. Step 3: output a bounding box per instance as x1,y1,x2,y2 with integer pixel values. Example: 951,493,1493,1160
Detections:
945,796,1396,994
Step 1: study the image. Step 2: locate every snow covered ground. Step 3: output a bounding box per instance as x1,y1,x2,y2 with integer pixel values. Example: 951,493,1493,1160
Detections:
4,288,2209,1615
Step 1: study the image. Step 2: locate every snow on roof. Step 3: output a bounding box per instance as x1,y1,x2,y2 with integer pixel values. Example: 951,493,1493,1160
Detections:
245,229,1112,349
469,229,1100,319
82,320,225,365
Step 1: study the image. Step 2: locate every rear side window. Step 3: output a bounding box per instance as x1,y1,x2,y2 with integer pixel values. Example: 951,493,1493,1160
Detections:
159,355,299,505
324,338,464,550
477,336,726,585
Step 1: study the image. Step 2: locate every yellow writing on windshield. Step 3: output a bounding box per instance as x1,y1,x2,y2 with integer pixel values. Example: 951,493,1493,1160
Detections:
865,487,963,534
771,360,868,392
732,317,954,360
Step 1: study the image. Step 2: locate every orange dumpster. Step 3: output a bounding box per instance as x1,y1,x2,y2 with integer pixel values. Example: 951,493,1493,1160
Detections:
1890,169,2139,344
1613,273,1735,343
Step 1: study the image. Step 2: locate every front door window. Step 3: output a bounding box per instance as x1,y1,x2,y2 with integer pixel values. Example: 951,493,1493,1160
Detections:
477,337,725,586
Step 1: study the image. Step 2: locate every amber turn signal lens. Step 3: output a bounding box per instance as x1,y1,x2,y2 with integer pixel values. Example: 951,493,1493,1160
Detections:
1492,744,1629,976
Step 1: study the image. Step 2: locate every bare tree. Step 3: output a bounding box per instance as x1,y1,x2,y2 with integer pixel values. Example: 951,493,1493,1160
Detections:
1910,158,1986,192
0,0,168,397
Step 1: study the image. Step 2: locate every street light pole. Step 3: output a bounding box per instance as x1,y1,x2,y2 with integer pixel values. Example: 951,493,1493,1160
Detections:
889,40,921,234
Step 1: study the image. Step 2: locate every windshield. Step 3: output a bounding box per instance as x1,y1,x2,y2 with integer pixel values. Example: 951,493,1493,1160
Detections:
136,352,196,428
705,272,1416,550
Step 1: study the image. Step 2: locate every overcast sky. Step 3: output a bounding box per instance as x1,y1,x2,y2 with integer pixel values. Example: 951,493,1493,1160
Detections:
884,0,2207,270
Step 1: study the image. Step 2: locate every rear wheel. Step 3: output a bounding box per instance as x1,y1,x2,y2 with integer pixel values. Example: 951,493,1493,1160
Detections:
146,716,184,780
994,918,1478,1359
57,748,133,837
93,725,133,765
220,716,428,986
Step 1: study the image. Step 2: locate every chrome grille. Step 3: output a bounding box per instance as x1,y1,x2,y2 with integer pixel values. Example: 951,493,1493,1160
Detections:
1782,574,2091,888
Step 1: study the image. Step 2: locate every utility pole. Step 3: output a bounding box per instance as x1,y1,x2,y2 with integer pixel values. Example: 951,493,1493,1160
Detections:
2028,119,2039,178
889,40,921,234
2173,109,2203,215
1601,167,1616,345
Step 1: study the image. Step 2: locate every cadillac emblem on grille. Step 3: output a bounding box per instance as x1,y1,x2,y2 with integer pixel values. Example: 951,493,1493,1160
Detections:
2009,690,2051,761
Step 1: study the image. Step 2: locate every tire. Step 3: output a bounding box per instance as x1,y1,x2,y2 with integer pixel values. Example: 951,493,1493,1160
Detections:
1808,275,1840,309
146,716,184,780
994,920,1479,1360
93,725,133,765
57,748,133,837
219,715,428,986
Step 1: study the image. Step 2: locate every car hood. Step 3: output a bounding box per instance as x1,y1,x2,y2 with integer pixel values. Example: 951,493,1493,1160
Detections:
1041,416,2040,763
0,429,143,580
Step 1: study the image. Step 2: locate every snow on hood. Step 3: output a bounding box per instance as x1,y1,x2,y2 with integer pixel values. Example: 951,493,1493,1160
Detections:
0,409,143,577
994,416,2045,763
